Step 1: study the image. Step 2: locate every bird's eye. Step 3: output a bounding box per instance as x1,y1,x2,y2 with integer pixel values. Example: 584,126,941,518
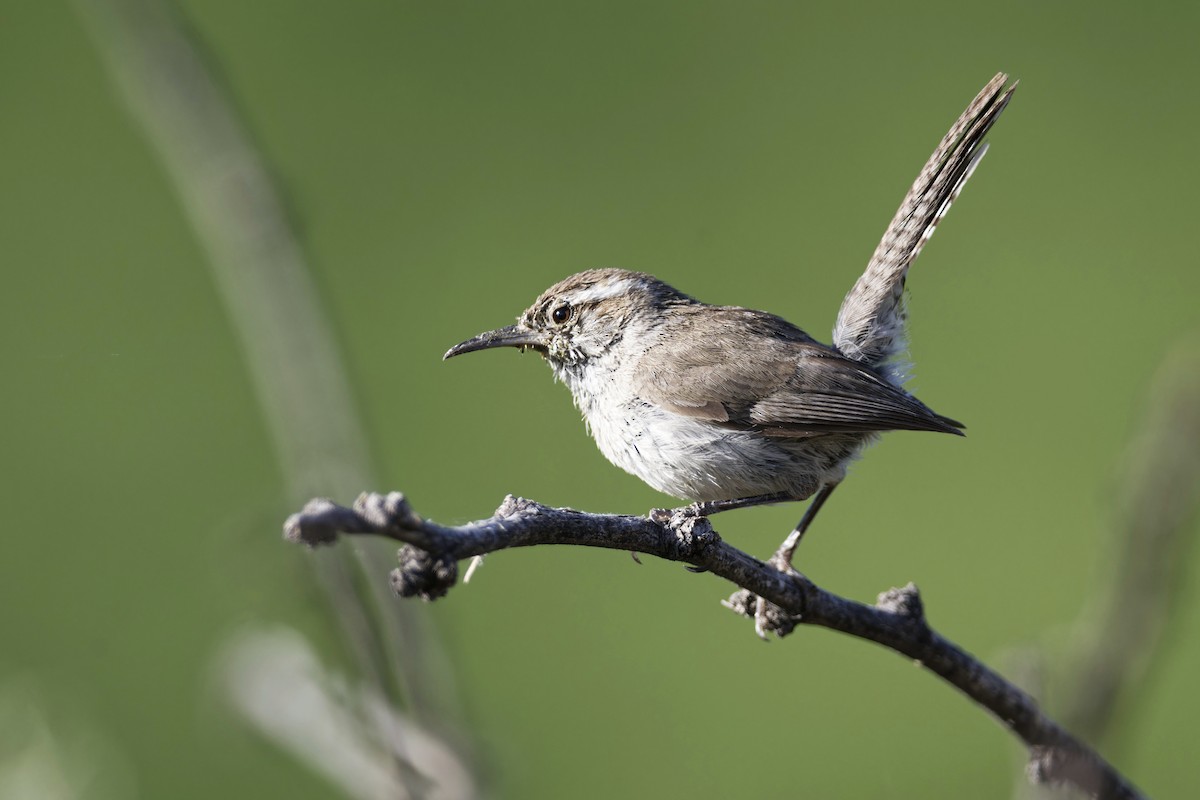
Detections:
551,303,572,325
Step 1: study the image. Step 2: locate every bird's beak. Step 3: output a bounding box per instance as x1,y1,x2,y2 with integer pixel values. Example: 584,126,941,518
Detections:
443,324,548,360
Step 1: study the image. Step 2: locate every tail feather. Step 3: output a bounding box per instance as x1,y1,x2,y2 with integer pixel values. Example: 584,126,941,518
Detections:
833,72,1016,375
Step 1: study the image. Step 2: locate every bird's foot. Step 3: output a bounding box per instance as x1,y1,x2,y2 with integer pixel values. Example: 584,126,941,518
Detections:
648,507,703,570
721,553,804,640
755,549,805,637
753,595,792,640
647,508,721,573
649,493,793,525
647,506,679,525
649,505,708,562
722,589,790,639
648,502,708,525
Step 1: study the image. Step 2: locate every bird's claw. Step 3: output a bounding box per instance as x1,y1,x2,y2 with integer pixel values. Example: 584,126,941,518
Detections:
648,507,676,525
753,595,798,639
648,503,706,525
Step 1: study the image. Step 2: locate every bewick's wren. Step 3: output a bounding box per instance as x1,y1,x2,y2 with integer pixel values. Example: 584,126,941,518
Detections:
445,73,1014,550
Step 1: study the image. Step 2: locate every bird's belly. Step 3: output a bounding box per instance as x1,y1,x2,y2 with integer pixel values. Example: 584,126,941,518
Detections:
583,399,860,502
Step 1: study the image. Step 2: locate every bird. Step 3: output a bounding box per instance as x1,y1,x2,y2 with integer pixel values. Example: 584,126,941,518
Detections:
444,73,1015,564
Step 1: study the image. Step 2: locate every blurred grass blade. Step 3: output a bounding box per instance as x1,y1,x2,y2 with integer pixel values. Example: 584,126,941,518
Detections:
222,627,476,800
1014,337,1200,800
75,0,471,786
1065,338,1200,742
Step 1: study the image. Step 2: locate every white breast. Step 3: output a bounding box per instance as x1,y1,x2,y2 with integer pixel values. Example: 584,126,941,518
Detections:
553,356,852,502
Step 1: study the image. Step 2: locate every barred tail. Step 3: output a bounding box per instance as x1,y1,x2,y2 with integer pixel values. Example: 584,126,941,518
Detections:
833,72,1016,376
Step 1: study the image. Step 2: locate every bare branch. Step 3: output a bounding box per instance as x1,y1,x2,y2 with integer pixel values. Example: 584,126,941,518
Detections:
285,493,1146,799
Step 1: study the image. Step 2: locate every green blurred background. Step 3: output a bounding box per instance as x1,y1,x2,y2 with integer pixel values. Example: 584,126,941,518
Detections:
2,1,1197,797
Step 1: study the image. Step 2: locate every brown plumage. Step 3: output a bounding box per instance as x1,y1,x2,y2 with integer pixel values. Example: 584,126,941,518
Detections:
446,73,1015,545
631,302,964,437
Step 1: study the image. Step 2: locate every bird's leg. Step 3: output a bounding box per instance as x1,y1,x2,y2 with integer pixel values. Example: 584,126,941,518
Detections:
648,492,794,573
689,492,794,517
777,482,839,566
648,492,791,525
754,482,840,638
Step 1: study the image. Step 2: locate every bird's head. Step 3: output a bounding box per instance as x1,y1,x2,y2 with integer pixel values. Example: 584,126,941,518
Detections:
444,268,688,370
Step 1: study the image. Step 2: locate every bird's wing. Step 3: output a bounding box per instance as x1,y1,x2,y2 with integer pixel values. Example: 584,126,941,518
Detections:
833,72,1015,370
632,307,962,437
630,310,797,424
746,351,964,436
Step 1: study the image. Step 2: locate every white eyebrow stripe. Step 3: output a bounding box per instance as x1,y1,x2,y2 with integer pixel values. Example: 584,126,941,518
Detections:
567,278,636,305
